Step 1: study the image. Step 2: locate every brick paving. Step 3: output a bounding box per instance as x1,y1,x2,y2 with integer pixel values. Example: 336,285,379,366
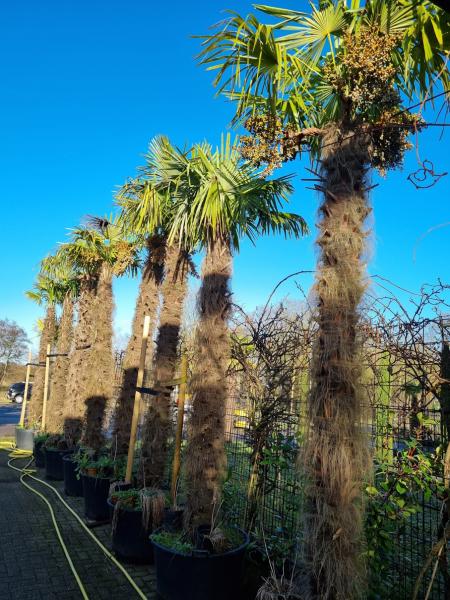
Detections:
0,450,158,599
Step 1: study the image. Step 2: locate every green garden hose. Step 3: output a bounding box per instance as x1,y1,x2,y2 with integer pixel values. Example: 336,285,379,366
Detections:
0,441,148,600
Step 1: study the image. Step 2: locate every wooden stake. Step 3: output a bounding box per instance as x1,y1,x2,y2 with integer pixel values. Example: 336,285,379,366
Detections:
41,344,51,431
19,350,32,428
171,353,188,507
125,315,151,483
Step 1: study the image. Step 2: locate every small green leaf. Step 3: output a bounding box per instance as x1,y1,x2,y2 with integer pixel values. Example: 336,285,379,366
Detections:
396,482,407,495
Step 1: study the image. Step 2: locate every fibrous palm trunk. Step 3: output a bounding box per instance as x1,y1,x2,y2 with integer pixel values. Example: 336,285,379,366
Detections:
304,125,370,600
64,277,97,446
139,244,190,486
81,262,114,451
28,305,57,426
46,295,74,434
111,235,166,456
185,240,232,529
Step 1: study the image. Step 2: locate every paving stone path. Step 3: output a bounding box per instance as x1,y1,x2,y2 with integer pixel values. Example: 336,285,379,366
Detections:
0,450,157,599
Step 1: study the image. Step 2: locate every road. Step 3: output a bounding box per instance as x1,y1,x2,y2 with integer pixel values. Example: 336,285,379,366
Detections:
0,403,20,437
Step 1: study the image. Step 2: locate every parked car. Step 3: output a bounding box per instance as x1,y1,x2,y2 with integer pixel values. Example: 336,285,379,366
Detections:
6,382,32,404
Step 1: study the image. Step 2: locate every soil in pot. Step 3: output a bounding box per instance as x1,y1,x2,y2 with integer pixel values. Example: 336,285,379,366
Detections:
44,447,73,480
15,427,34,451
151,528,249,600
82,474,111,521
63,454,83,496
108,499,154,563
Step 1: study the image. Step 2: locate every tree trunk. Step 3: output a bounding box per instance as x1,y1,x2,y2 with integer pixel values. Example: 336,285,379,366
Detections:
28,305,57,426
139,244,190,486
184,240,232,529
64,277,98,447
304,125,371,600
45,295,74,434
81,262,114,451
111,235,166,456
440,341,450,442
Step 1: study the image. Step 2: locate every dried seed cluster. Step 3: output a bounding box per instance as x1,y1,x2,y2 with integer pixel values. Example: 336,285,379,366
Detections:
239,26,418,175
325,25,418,172
112,240,136,275
370,109,421,174
240,113,299,175
325,26,401,116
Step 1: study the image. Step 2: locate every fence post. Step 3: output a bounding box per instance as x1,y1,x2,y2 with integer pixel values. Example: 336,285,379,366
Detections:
171,353,188,507
19,350,32,428
125,315,151,483
41,344,51,431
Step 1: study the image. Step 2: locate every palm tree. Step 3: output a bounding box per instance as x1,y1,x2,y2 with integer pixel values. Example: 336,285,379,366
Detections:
114,137,195,478
61,219,139,450
25,274,60,426
40,255,79,434
165,135,306,529
198,1,449,596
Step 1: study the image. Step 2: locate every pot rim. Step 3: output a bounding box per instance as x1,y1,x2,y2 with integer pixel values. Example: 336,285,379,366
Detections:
62,453,77,462
107,497,142,513
150,527,249,559
81,472,111,482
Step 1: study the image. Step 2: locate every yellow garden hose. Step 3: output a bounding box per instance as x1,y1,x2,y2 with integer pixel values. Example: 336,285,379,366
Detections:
0,445,89,599
0,440,147,600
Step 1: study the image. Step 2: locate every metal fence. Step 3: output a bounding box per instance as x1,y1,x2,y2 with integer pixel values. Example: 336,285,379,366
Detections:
219,367,449,599
120,336,449,599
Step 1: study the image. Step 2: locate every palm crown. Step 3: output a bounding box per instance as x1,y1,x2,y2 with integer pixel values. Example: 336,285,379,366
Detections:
56,216,140,279
26,273,67,307
199,1,449,165
164,134,307,251
117,134,306,252
116,136,190,240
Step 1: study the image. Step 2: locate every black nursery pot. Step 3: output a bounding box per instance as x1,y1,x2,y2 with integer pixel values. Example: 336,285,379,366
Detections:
15,427,34,451
44,447,73,480
107,499,153,563
81,474,111,521
63,455,83,497
33,440,46,468
151,528,249,600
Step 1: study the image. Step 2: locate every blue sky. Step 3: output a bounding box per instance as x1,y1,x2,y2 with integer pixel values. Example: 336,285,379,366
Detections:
1,0,449,349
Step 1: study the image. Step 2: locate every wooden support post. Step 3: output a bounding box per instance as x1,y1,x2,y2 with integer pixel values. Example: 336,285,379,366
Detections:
41,344,51,431
171,353,188,507
19,350,32,428
125,315,151,484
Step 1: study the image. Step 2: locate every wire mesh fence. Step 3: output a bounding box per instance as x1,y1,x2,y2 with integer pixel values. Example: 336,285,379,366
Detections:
113,317,450,599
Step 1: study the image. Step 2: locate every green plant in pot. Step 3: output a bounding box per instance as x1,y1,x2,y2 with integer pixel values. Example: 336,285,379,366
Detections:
74,447,116,522
109,487,166,563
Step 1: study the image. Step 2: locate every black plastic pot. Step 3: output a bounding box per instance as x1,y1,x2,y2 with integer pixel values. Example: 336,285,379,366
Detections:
107,499,153,563
33,440,46,468
163,508,184,532
15,427,34,451
152,528,249,600
63,455,83,497
44,448,72,480
82,474,111,521
242,547,270,600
